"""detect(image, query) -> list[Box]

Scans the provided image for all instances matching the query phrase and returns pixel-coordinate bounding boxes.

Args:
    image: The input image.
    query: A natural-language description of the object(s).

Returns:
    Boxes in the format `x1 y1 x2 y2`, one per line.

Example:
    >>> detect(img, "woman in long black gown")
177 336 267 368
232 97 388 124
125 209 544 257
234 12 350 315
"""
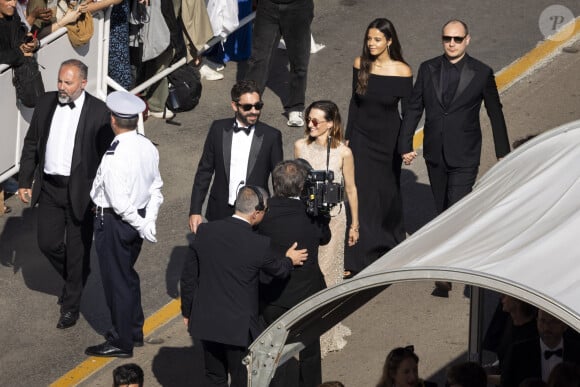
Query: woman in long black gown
344 18 413 276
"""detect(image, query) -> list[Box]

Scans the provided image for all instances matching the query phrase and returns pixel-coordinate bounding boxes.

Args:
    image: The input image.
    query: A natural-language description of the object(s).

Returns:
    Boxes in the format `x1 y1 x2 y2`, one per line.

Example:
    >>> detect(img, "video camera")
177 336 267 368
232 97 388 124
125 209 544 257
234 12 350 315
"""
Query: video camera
301 168 344 217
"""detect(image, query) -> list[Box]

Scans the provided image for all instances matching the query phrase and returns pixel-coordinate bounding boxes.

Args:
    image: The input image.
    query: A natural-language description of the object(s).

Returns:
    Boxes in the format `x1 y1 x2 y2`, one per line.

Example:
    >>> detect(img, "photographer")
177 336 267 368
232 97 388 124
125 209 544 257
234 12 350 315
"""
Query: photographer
258 159 331 387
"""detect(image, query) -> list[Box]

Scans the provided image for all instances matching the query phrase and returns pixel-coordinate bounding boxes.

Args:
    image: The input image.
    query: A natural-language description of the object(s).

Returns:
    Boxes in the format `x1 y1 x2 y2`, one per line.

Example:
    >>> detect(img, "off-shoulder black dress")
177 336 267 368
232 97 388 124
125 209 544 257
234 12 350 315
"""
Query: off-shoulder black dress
345 68 413 274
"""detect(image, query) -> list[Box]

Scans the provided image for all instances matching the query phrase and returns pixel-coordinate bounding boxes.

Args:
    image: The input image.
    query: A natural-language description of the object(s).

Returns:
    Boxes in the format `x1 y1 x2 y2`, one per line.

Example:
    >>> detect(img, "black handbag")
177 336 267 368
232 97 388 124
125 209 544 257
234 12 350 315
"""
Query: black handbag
166 62 202 113
12 56 45 108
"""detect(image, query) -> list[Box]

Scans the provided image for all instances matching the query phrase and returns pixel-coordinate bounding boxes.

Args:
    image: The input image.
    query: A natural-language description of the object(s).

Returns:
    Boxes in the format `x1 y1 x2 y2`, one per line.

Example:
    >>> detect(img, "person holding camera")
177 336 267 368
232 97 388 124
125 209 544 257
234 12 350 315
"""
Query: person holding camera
181 185 308 386
258 159 331 387
294 100 358 357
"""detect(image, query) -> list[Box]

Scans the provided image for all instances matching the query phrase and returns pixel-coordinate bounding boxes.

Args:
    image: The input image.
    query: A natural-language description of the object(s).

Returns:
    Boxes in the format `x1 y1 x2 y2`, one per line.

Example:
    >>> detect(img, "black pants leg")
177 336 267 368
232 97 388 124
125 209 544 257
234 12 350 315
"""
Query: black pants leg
426 158 478 213
278 0 313 113
262 304 321 387
245 0 282 93
94 213 144 351
37 179 92 314
201 340 247 387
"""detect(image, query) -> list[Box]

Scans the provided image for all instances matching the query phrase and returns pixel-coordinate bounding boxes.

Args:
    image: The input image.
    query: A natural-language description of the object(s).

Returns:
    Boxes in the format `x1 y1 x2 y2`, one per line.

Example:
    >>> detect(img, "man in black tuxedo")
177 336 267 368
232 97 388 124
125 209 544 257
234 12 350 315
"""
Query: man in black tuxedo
501 309 580 387
258 160 331 387
188 79 283 233
181 186 307 386
399 19 510 214
18 59 113 329
398 20 510 297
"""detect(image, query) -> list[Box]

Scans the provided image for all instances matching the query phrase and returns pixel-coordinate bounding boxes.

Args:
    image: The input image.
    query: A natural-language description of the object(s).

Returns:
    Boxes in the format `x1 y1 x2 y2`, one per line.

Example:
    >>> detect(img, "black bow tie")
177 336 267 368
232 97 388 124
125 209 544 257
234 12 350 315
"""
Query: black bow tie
58 101 76 109
233 125 252 135
544 348 563 359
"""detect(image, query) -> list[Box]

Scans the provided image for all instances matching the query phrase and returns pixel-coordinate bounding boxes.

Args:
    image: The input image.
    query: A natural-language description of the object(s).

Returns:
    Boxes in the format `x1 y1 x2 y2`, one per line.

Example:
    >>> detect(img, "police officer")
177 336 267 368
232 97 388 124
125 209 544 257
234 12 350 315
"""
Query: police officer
85 91 163 358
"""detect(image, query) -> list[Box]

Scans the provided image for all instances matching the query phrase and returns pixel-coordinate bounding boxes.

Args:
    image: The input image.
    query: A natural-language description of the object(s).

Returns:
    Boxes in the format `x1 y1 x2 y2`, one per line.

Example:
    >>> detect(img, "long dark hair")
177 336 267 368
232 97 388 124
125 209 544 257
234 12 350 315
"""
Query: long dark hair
376 346 419 387
357 18 406 95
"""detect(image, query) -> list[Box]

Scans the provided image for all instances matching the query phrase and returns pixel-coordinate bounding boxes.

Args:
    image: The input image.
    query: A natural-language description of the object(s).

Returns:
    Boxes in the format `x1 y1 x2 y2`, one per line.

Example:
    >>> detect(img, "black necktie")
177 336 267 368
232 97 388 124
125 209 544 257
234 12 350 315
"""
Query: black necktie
544 348 563 359
58 101 76 109
233 124 252 135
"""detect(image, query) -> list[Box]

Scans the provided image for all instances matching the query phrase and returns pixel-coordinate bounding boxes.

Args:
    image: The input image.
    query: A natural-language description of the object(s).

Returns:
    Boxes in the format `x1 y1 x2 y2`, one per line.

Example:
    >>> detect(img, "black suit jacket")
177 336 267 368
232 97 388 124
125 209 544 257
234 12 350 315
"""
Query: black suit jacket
180 216 293 347
501 337 580 387
18 91 113 221
189 118 283 221
399 54 510 168
257 197 330 309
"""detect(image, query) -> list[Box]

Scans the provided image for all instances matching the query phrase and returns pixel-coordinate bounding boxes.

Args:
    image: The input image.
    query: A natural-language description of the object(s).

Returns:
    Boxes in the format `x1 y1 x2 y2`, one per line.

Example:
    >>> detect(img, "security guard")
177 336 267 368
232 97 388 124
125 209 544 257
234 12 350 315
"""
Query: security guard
85 91 163 358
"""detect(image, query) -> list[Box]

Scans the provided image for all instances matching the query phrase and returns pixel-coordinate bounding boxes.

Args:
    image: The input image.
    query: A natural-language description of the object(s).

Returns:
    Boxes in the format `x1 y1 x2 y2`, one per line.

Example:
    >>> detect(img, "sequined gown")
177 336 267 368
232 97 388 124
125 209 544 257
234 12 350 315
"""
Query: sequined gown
295 140 352 357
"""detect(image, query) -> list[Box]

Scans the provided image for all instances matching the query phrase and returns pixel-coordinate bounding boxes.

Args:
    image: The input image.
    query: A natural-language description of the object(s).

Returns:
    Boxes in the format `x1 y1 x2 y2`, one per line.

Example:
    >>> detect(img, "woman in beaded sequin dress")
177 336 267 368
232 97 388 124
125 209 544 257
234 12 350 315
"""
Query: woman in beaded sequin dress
294 100 359 356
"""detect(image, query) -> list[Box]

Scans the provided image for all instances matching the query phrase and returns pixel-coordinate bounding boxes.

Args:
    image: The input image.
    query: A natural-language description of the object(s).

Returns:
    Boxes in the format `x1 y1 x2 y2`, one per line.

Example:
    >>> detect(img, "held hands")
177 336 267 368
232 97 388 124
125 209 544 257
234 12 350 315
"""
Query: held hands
402 151 417 166
18 188 32 204
140 220 157 243
189 214 203 233
286 242 308 266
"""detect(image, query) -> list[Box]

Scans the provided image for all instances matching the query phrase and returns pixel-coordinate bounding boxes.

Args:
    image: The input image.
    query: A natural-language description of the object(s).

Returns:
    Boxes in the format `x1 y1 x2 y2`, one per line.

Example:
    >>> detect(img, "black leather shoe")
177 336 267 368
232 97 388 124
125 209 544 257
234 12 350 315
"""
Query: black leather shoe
85 342 132 358
134 340 144 348
56 311 79 329
431 281 452 298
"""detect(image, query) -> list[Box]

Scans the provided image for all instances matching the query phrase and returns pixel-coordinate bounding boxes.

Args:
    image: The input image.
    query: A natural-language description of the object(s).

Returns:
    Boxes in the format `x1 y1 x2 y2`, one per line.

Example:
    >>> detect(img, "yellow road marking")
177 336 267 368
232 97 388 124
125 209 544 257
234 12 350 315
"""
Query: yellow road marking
51 17 580 387
50 299 181 386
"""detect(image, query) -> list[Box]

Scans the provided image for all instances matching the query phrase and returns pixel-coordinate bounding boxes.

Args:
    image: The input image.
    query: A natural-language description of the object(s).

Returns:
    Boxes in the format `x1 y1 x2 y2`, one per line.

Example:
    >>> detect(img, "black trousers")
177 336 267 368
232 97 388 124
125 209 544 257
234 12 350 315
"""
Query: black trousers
37 176 92 314
426 155 479 214
262 304 321 387
201 340 247 387
94 211 144 351
245 0 313 112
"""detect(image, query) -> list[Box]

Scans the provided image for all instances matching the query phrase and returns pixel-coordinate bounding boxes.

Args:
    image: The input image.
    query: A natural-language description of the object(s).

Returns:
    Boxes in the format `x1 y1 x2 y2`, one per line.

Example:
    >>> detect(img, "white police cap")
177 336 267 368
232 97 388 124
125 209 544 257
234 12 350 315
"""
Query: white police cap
106 91 145 118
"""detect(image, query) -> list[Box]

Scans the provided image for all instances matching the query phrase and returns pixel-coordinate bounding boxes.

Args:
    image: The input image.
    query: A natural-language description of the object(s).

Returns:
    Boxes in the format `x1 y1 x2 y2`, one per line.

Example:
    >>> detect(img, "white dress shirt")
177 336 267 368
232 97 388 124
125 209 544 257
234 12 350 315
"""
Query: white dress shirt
540 338 564 381
91 131 163 232
228 121 254 205
44 92 86 176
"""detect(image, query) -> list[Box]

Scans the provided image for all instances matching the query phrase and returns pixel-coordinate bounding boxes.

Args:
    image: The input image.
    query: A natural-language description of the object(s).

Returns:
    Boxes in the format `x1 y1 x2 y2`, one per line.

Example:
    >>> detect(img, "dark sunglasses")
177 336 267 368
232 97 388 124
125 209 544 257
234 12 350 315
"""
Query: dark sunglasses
442 35 466 44
306 117 328 127
236 101 264 111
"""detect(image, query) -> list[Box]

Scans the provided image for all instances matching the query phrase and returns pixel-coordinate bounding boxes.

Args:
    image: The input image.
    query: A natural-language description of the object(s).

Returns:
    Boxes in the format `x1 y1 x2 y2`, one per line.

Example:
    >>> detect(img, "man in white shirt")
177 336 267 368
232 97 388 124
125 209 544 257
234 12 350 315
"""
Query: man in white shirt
18 59 113 329
188 79 283 233
85 91 163 358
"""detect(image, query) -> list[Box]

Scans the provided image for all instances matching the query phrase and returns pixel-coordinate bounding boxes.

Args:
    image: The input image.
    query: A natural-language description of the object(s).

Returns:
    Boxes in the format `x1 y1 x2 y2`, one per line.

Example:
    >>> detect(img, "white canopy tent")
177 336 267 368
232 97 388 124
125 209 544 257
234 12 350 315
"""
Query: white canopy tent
246 119 580 386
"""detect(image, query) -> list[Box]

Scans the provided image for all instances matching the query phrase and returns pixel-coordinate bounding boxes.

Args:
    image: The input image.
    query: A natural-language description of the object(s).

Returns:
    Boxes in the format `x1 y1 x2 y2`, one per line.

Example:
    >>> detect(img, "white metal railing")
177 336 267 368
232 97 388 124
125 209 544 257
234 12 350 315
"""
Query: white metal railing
0 9 256 184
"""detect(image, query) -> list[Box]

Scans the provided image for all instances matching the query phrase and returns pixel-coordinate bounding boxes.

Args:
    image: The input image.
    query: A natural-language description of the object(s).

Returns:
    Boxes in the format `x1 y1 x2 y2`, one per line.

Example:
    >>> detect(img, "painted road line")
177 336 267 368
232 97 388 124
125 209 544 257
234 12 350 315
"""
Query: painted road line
51 17 580 387
412 17 580 151
50 299 181 387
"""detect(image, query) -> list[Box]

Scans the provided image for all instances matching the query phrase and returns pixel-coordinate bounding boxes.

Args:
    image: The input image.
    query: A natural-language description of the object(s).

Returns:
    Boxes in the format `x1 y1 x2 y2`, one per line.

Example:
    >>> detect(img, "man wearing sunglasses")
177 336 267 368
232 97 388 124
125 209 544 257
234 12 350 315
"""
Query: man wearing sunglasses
398 19 510 297
189 79 283 233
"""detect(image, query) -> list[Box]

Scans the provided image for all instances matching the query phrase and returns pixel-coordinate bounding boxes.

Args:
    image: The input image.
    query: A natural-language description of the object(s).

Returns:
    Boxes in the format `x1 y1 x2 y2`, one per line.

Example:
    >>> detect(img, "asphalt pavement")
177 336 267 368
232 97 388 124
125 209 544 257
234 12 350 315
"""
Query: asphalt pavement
1 1 579 385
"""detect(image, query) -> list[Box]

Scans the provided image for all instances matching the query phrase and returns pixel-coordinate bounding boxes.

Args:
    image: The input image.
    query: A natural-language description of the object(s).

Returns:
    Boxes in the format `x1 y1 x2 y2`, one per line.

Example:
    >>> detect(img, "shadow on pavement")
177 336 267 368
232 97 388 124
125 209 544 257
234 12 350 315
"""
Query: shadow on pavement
0 207 61 296
401 169 437 235
151 338 205 386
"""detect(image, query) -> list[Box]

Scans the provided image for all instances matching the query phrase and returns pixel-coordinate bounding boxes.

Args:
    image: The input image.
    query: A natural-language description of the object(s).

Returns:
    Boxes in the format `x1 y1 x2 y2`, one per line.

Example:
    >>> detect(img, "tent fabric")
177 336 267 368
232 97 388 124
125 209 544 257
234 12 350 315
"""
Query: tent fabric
361 119 580 326
247 120 580 386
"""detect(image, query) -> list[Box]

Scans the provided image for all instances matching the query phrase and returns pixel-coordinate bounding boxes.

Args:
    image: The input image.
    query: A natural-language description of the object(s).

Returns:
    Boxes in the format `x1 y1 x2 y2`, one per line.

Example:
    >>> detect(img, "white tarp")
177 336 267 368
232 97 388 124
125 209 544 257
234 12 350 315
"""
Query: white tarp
247 119 580 386
362 118 580 327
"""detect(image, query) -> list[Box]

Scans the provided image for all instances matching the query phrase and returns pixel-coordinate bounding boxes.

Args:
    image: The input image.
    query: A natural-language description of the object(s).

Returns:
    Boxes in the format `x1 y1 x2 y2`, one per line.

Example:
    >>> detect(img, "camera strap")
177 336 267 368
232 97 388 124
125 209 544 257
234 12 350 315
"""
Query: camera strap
326 136 331 182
